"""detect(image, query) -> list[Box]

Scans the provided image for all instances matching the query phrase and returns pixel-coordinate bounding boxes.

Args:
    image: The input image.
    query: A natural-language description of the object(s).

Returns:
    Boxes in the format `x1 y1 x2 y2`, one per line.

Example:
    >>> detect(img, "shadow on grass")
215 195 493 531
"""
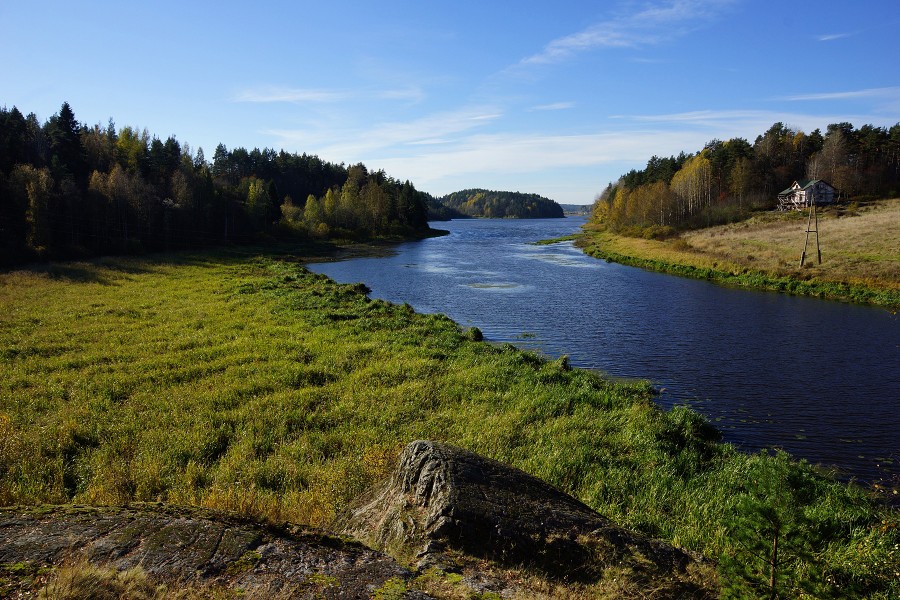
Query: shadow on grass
0 227 451 281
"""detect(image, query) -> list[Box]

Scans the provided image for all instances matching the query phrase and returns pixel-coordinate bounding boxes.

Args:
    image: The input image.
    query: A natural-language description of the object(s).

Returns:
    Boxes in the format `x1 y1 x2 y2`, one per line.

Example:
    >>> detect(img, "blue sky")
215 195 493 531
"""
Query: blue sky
2 1 898 204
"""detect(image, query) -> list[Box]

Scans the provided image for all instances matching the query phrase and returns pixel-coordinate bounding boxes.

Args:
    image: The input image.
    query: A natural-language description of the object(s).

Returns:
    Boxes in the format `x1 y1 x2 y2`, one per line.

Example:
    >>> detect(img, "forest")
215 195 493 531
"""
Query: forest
439 188 564 218
591 121 900 237
0 102 433 266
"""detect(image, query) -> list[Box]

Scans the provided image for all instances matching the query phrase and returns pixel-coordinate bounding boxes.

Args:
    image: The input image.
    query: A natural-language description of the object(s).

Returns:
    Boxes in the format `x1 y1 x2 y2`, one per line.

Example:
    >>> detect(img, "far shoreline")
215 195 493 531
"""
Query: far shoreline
572 199 900 311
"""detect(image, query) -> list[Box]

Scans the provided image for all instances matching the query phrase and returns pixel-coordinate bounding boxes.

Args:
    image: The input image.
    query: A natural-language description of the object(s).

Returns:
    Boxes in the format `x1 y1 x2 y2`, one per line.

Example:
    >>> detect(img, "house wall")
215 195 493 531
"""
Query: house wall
777 182 836 210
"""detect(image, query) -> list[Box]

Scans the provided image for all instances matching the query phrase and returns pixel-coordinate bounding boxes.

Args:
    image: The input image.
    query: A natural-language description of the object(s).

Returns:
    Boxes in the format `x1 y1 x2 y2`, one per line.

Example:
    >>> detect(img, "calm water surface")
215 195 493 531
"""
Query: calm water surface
309 217 900 488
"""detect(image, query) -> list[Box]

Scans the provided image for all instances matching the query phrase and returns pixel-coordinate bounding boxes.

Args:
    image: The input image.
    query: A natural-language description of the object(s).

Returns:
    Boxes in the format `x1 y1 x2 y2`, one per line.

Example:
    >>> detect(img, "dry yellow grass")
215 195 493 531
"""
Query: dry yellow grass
683 199 900 289
582 199 899 297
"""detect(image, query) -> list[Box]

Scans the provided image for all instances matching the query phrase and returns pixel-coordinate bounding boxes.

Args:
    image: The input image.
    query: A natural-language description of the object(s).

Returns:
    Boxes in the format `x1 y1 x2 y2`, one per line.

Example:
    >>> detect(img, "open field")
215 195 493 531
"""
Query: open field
684 200 900 285
578 199 900 309
1 249 897 597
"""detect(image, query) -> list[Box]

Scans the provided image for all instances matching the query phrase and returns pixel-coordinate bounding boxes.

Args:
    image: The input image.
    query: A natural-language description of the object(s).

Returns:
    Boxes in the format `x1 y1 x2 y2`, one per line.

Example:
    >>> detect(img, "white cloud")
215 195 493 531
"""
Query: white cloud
629 57 670 64
369 130 705 188
264 106 504 158
376 85 426 103
260 98 898 204
361 128 720 203
233 84 426 105
250 72 900 204
407 138 452 146
782 87 900 102
530 102 576 111
817 32 854 42
232 86 349 103
380 105 891 186
622 109 773 124
615 108 896 138
520 0 736 66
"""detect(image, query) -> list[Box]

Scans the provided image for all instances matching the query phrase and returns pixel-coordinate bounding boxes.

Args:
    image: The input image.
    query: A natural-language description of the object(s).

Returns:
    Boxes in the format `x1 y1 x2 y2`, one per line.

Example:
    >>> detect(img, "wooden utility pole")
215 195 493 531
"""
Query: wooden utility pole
799 199 821 267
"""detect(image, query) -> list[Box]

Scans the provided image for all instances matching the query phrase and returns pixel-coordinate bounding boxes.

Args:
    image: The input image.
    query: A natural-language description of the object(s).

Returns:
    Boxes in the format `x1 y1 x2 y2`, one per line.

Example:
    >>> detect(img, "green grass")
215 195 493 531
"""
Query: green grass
1 250 897 598
533 233 579 245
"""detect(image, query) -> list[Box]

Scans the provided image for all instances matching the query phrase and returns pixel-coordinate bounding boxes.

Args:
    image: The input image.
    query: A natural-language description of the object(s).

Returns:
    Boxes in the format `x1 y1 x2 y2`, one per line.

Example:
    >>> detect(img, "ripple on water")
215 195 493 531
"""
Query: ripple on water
517 252 598 268
405 263 459 275
465 282 527 291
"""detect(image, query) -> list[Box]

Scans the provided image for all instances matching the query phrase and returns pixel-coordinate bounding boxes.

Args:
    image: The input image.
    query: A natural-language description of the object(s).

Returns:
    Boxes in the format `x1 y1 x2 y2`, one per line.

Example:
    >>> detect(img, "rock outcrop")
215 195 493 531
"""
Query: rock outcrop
338 440 715 594
0 442 716 598
0 504 421 599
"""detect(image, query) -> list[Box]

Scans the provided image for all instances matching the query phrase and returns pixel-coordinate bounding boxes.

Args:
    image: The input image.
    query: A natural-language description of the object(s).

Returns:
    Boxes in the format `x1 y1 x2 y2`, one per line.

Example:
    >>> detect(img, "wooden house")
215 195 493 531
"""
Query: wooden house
777 179 837 210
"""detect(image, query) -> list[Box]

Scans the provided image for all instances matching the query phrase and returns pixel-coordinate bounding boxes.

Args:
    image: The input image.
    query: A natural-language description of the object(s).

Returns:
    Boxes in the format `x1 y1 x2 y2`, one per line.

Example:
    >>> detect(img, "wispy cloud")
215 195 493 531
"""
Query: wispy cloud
781 87 900 102
520 0 736 66
375 85 426 103
264 99 897 204
265 106 503 158
232 86 349 104
233 84 426 105
622 109 785 125
368 129 712 199
530 102 576 111
629 57 670 64
817 32 854 42
611 107 897 141
406 138 452 146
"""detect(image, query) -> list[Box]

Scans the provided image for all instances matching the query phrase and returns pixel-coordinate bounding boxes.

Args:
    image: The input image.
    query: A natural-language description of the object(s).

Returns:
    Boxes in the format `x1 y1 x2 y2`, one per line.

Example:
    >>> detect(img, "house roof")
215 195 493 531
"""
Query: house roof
777 179 832 196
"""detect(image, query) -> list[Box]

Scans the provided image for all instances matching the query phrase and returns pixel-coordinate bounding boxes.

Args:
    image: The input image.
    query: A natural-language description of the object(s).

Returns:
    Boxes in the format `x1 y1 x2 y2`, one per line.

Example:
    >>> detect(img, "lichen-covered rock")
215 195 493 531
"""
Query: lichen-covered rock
338 440 715 595
0 504 424 599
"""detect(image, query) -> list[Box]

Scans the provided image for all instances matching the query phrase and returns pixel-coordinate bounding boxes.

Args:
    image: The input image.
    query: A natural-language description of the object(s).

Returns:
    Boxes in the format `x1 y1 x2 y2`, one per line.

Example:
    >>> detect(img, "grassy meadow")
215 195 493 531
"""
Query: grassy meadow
1 249 898 597
578 199 900 309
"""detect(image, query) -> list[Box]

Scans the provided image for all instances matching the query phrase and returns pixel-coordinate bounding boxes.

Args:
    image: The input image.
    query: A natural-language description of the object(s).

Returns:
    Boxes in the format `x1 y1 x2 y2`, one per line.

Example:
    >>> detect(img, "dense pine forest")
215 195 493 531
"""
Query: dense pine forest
0 102 433 266
592 121 900 237
440 188 564 218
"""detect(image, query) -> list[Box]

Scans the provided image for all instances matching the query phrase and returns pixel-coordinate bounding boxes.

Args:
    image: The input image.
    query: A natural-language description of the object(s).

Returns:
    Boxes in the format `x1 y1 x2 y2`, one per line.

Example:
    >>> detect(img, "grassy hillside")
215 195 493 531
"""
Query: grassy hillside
1 249 897 597
579 199 900 309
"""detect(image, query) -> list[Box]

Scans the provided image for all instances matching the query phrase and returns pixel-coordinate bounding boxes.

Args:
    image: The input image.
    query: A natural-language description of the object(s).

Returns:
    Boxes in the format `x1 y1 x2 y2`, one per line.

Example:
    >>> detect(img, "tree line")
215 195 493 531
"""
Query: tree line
440 188 564 219
591 121 900 236
0 102 433 266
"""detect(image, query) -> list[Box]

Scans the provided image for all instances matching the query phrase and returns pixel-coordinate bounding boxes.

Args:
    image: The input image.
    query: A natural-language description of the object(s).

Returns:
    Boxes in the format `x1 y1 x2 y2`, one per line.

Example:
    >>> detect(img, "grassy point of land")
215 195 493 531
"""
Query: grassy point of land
533 233 580 245
1 248 897 597
577 199 900 310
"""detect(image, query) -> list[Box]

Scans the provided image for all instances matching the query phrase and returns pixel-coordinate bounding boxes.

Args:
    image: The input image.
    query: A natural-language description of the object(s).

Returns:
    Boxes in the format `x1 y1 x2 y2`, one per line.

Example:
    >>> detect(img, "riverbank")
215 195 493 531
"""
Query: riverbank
1 248 897 597
576 199 900 310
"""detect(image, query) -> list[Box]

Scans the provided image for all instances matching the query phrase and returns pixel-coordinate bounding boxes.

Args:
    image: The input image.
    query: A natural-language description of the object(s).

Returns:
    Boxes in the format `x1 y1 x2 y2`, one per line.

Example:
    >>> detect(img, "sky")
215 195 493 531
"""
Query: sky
2 1 899 205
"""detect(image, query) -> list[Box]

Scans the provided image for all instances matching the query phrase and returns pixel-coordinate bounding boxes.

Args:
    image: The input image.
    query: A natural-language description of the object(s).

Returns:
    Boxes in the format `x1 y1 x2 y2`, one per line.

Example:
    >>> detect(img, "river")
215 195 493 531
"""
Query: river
308 216 900 490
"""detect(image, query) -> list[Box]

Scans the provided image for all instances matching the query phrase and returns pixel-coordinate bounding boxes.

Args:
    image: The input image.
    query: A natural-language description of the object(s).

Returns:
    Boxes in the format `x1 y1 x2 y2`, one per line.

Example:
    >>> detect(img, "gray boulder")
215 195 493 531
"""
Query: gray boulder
338 440 715 594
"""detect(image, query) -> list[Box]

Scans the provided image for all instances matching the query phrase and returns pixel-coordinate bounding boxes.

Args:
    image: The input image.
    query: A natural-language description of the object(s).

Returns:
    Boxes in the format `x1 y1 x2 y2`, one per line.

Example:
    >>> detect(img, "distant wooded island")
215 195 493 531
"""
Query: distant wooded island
430 188 563 219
